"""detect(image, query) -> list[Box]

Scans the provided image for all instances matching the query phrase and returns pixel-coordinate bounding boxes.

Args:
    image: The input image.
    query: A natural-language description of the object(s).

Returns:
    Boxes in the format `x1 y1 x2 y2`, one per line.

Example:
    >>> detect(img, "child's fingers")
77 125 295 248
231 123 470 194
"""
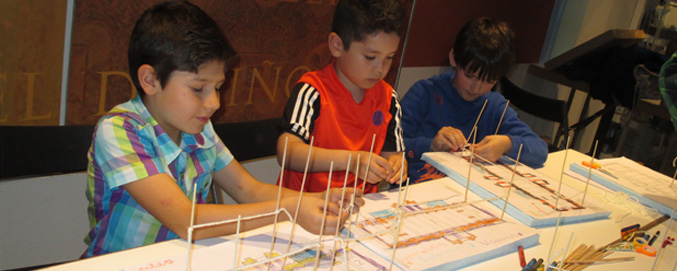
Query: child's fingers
352 195 365 208
346 188 365 207
323 199 341 216
364 158 390 184
451 132 468 150
388 167 408 184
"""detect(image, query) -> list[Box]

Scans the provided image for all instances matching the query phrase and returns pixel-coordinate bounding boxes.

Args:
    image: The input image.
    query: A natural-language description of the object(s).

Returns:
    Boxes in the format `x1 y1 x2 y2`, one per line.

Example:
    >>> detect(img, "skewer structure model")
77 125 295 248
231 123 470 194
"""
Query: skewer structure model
182 135 386 271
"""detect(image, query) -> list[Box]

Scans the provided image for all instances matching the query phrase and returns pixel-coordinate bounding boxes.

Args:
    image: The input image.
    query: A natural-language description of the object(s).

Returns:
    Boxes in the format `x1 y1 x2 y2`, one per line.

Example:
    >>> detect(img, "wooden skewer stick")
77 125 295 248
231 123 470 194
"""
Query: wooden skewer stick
546 211 564 264
346 154 360 245
562 256 634 264
570 250 611 271
185 182 198 271
354 135 377 234
564 245 596 271
314 162 334 270
553 136 572 211
557 232 575 271
547 137 572 266
361 134 377 192
330 155 351 271
560 244 587 270
495 100 510 135
284 136 314 264
389 175 406 271
403 177 411 206
559 244 589 270
396 151 406 188
462 127 476 151
469 99 489 141
267 137 288 271
581 140 598 205
233 215 242 270
501 144 523 220
464 128 479 203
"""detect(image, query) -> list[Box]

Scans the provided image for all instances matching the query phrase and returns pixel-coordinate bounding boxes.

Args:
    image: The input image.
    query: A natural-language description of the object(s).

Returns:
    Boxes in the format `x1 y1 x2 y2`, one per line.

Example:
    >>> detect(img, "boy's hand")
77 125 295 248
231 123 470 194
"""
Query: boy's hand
385 153 407 184
294 188 364 235
329 187 365 212
432 126 467 152
470 135 512 162
354 151 393 184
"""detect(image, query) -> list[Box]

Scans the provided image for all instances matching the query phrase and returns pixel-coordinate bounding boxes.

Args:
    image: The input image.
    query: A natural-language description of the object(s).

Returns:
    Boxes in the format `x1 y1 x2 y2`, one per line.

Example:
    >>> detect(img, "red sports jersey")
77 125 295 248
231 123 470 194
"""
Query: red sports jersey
279 62 403 193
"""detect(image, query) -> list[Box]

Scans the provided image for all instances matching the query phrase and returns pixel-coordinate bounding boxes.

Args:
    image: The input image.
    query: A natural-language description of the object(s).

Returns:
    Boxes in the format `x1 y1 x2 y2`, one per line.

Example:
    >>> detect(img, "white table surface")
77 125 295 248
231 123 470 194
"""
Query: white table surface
41 150 677 271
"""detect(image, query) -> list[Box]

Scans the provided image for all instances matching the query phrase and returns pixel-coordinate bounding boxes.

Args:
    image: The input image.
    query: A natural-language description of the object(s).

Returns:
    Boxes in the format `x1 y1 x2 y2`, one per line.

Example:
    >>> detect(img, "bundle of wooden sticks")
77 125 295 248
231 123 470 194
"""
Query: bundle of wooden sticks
549 244 634 271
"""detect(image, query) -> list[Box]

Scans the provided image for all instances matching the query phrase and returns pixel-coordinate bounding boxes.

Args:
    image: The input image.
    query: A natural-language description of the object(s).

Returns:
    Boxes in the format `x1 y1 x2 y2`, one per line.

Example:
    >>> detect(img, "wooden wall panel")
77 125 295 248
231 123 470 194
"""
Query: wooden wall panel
65 0 412 125
0 0 67 125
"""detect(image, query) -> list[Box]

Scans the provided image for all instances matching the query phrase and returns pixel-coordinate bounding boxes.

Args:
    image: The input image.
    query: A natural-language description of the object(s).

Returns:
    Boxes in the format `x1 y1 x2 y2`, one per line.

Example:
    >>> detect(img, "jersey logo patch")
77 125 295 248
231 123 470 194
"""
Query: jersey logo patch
372 110 384 126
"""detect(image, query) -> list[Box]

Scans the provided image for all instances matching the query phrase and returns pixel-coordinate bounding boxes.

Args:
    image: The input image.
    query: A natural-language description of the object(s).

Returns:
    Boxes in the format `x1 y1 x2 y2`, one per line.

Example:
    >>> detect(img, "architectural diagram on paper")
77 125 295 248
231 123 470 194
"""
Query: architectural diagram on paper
422 151 610 227
355 199 497 248
569 156 677 217
350 180 539 270
123 223 397 271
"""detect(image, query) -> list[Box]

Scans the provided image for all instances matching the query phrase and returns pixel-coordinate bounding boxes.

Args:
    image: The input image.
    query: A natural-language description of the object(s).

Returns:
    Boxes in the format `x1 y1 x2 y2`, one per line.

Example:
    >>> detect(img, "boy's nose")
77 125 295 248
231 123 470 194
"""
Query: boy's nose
205 91 221 111
470 80 481 93
375 60 388 75
471 79 489 94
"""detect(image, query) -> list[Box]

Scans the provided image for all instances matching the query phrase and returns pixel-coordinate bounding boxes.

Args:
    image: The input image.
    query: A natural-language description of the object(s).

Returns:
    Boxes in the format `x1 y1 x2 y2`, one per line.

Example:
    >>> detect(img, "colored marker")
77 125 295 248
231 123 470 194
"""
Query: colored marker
530 258 543 271
621 223 640 240
648 231 660 246
518 245 526 267
522 258 536 271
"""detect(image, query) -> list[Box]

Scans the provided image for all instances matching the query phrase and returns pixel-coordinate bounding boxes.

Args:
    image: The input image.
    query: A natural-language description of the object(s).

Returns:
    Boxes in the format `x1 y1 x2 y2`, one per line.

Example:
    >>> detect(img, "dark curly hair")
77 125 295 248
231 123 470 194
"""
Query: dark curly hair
331 0 406 51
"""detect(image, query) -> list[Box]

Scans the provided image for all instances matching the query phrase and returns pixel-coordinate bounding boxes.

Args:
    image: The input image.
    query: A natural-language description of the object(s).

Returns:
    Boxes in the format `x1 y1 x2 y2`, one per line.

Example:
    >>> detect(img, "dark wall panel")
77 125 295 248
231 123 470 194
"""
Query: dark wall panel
403 0 555 67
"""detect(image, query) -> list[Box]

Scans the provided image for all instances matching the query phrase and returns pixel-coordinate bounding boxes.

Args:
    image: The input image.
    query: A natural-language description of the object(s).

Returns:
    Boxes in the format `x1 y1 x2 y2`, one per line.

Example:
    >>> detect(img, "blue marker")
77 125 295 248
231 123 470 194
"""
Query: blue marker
522 258 537 271
529 258 543 271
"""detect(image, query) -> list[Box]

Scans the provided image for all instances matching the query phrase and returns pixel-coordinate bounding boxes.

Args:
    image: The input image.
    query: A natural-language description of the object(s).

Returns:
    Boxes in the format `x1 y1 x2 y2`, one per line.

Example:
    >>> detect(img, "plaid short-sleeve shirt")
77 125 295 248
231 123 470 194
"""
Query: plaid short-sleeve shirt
82 96 233 258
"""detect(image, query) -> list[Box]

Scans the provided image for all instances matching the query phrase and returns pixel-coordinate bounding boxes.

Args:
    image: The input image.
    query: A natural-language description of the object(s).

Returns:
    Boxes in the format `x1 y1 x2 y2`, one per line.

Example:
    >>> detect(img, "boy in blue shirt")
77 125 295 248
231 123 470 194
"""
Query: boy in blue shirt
401 17 548 183
83 0 363 257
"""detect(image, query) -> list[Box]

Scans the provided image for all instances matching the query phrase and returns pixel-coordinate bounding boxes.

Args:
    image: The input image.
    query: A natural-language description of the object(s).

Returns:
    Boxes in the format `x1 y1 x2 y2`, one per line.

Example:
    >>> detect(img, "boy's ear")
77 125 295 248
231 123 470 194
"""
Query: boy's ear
328 32 344 58
448 49 457 68
137 64 161 95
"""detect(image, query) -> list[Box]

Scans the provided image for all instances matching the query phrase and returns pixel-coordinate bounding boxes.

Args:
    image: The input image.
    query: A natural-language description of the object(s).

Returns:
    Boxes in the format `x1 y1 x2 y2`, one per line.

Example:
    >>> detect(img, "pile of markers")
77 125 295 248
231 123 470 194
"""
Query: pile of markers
610 223 670 257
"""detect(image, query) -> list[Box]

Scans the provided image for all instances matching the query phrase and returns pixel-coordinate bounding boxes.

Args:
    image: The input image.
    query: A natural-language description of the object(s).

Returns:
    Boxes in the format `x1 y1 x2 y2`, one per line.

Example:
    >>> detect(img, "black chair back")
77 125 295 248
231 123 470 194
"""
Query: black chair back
500 77 569 151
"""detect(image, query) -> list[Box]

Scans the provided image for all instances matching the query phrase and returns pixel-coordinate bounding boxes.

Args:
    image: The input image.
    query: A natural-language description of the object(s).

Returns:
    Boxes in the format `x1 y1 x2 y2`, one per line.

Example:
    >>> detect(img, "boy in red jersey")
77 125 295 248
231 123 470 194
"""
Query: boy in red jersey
277 0 407 194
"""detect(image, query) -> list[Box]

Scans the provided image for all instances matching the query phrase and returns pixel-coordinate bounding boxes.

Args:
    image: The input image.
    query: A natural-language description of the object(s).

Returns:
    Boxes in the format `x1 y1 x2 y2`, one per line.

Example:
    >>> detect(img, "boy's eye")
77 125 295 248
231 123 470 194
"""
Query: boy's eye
365 55 376 60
